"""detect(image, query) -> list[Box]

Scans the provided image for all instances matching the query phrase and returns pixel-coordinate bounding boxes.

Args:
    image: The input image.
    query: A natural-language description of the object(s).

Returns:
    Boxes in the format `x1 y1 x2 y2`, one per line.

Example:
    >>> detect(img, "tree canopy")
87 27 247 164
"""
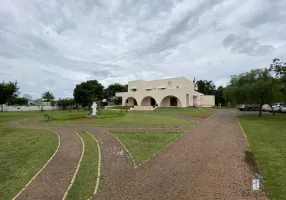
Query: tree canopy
224 68 284 116
57 98 74 110
0 81 19 111
104 83 127 101
73 80 104 108
196 80 216 95
42 91 55 102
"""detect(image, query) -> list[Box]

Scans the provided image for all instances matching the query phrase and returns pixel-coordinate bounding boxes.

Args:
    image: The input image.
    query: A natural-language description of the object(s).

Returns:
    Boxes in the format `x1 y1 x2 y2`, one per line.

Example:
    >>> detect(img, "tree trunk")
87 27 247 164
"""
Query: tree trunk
259 103 262 117
259 95 263 117
1 104 3 112
269 105 275 115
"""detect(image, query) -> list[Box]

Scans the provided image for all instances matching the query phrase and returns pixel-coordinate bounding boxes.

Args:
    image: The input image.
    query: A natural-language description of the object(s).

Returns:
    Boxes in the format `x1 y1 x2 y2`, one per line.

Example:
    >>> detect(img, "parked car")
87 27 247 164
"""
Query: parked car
261 104 271 112
271 102 285 113
236 104 260 111
281 104 286 113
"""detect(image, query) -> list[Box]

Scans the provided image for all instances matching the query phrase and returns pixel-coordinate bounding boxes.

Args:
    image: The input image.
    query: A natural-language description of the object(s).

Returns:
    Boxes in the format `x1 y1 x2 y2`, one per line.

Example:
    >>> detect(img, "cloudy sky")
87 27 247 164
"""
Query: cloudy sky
0 0 286 99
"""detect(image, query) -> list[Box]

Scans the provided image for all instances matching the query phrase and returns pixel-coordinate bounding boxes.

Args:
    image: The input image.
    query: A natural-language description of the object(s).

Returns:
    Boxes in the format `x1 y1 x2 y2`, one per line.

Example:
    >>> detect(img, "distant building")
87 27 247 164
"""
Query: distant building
116 77 215 108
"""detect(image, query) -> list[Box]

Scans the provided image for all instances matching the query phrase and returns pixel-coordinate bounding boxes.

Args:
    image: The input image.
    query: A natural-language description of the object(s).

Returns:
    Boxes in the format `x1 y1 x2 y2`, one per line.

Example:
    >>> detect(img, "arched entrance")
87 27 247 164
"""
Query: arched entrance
140 96 157 107
125 97 138 106
160 96 182 107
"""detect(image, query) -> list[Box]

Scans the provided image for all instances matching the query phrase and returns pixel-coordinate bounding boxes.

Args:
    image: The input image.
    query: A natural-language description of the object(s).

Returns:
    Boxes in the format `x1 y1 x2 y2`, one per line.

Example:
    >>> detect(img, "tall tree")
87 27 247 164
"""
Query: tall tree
224 68 283 117
196 80 216 95
42 91 55 102
73 80 104 108
270 58 286 96
0 81 19 111
104 83 128 101
214 86 226 106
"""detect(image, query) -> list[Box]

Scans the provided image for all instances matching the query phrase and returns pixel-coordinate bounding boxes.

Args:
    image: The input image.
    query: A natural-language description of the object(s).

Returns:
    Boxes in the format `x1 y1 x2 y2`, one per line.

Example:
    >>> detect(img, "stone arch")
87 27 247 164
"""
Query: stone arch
140 96 157 107
160 95 182 107
125 97 138 106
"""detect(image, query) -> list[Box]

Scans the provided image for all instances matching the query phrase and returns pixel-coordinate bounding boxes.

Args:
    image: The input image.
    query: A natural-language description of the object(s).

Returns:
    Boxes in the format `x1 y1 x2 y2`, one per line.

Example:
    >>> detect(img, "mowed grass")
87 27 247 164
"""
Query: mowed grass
0 126 58 199
239 114 286 200
66 131 99 200
111 132 184 166
154 107 215 115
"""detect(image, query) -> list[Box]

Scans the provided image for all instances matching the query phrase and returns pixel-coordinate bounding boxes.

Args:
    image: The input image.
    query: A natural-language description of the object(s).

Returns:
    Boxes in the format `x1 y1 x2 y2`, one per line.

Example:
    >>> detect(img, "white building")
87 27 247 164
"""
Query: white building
116 77 215 109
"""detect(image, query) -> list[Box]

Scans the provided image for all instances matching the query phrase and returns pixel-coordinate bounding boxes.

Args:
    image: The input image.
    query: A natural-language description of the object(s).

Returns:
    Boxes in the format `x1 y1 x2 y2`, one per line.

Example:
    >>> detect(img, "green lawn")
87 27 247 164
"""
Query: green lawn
0 126 58 199
111 132 184 166
239 114 286 200
66 131 99 200
154 107 215 115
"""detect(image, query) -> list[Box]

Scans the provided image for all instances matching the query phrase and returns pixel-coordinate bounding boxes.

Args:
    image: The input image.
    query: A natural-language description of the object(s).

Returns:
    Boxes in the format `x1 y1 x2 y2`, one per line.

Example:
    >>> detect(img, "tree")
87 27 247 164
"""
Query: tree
104 83 127 105
214 86 226 106
224 68 283 117
50 100 56 110
57 98 74 110
7 97 28 106
0 81 19 111
73 80 104 108
270 58 286 96
196 80 216 95
42 91 55 102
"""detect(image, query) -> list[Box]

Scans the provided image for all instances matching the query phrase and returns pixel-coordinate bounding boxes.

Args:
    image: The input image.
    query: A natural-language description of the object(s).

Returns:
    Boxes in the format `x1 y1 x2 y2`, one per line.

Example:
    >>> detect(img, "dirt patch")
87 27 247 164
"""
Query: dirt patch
191 115 209 119
244 150 259 174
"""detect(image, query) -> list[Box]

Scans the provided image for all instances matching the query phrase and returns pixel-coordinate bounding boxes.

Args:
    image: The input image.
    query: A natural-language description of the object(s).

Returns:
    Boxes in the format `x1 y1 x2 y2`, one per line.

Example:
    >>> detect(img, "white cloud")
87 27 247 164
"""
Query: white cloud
0 0 286 99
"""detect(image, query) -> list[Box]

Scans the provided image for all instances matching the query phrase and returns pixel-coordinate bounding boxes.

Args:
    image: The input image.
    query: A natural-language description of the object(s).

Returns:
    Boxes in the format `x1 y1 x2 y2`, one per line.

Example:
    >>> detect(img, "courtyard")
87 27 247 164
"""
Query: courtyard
0 108 285 199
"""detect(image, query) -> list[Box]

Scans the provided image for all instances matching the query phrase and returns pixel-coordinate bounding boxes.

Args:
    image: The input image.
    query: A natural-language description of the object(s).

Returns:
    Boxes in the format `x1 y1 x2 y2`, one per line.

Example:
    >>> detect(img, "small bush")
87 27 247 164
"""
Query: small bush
110 106 132 109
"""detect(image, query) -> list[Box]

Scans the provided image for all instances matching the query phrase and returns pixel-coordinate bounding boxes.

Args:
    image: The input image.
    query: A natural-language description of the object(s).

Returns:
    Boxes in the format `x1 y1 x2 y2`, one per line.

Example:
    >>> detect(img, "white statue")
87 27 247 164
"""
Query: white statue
91 102 97 116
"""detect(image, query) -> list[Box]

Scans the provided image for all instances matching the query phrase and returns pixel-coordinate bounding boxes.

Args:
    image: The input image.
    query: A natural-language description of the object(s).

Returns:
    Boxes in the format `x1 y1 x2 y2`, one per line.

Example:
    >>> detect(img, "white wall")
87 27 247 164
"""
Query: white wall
200 95 215 107
1 105 62 112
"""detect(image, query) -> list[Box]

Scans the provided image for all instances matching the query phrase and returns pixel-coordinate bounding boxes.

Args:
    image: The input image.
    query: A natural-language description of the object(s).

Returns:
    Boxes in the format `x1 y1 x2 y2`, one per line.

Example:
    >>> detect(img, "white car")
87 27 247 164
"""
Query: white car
271 102 285 113
262 104 270 112
281 105 286 113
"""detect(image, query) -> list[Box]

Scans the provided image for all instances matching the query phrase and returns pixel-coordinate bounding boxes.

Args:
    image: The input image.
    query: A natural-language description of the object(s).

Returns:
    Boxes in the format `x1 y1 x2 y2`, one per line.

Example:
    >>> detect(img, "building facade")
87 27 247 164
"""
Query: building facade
116 77 215 108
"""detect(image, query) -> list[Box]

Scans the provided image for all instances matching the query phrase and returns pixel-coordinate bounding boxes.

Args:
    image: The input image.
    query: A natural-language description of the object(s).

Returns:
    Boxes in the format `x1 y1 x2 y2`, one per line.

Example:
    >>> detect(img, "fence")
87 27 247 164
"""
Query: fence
1 105 62 112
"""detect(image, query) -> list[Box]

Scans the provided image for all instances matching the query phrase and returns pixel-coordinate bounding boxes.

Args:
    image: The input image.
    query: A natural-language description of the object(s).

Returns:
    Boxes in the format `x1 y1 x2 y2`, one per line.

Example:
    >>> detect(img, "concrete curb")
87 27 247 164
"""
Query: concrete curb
85 131 102 198
12 131 61 200
62 131 85 200
105 131 136 168
237 119 252 151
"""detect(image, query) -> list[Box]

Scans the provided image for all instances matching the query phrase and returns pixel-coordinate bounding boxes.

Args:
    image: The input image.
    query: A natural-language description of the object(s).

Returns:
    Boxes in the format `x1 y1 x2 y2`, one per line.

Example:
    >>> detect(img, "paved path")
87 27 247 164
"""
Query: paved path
10 110 268 200
93 111 268 200
11 125 82 200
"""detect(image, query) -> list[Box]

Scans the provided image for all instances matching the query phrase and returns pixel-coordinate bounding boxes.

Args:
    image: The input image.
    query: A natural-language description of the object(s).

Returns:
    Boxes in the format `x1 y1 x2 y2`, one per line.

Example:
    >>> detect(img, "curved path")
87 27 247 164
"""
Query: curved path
10 110 268 200
92 111 268 200
10 124 82 200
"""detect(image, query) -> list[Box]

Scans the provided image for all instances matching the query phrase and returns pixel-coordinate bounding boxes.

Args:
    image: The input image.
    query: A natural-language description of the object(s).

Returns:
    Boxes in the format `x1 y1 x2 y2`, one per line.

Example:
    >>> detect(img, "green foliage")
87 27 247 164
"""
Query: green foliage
7 97 28 106
57 98 74 110
104 83 127 101
110 106 132 109
50 100 56 108
224 68 283 116
42 91 55 102
0 81 19 111
214 86 226 105
73 80 104 108
269 58 286 94
195 80 216 95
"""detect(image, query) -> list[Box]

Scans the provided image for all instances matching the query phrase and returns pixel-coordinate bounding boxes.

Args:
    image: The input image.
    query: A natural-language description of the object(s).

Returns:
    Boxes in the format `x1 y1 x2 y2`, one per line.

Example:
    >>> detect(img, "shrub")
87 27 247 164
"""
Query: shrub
110 106 132 109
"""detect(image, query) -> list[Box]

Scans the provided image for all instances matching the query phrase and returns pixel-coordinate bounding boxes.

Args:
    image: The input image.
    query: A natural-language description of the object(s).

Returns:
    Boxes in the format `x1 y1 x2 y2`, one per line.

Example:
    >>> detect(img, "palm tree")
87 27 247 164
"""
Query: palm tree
42 91 55 102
